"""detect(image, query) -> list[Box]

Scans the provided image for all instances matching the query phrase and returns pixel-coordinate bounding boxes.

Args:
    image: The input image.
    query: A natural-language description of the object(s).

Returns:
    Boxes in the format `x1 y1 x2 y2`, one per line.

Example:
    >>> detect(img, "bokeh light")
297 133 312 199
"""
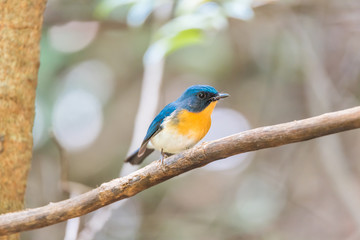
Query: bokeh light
48 21 99 53
52 90 103 152
223 0 254 20
63 59 115 105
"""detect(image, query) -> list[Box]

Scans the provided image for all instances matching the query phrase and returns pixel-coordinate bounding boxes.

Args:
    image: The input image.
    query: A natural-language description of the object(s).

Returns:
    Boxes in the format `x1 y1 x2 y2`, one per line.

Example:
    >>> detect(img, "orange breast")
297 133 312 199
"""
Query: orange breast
169 101 217 142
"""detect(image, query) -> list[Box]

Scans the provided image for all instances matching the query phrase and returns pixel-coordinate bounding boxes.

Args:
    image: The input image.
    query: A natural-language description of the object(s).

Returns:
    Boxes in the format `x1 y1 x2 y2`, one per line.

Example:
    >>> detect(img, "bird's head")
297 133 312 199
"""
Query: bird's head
176 85 229 113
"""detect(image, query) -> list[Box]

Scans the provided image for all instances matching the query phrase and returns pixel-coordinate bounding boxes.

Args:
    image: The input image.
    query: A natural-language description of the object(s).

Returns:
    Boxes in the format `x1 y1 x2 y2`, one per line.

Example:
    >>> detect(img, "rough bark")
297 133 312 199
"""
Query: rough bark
0 1 46 239
0 106 359 235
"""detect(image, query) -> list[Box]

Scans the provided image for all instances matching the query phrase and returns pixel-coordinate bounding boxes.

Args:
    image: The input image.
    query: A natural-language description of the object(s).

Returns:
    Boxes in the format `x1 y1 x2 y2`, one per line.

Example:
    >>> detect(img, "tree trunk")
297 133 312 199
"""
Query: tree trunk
0 1 46 239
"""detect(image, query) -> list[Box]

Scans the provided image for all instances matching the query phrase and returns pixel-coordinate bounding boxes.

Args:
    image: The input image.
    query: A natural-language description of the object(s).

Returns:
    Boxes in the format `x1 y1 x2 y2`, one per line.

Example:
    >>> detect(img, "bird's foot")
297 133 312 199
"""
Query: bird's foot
160 149 168 165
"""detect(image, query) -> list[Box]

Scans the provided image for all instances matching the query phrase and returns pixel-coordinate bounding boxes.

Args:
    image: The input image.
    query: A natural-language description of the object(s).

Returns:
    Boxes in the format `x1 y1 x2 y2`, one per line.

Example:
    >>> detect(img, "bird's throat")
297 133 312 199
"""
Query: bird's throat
174 101 217 141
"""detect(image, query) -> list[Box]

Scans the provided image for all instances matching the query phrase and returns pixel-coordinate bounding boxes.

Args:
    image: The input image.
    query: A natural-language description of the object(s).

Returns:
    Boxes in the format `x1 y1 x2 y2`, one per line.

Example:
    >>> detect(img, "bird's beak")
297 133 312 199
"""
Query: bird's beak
211 93 230 101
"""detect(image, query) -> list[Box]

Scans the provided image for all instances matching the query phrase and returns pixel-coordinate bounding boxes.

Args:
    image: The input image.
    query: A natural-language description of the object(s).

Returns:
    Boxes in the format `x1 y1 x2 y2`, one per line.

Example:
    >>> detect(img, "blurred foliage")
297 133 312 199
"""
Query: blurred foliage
24 0 360 239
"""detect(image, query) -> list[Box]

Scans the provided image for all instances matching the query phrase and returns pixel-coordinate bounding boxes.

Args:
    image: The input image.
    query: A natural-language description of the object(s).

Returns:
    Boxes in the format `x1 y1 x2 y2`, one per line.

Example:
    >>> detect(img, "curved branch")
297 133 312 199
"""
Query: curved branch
1 106 360 235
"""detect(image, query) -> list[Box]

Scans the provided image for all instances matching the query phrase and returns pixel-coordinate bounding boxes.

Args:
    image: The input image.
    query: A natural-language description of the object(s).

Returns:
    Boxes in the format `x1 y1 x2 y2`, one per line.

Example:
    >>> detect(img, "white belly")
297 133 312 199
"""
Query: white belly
149 127 197 154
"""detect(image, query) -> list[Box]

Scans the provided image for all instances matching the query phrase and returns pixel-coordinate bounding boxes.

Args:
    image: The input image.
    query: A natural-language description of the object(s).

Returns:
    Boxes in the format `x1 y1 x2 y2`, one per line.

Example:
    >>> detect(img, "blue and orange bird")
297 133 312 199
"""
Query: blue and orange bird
125 85 229 165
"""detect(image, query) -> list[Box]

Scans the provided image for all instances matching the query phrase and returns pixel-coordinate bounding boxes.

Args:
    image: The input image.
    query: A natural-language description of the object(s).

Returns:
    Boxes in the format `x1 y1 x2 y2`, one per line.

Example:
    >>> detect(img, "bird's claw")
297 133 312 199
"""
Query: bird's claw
160 148 169 165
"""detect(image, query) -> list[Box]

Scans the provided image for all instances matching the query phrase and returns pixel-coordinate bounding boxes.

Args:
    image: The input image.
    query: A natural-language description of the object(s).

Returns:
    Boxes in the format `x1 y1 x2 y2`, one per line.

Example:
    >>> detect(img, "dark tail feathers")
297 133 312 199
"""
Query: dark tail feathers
125 148 154 165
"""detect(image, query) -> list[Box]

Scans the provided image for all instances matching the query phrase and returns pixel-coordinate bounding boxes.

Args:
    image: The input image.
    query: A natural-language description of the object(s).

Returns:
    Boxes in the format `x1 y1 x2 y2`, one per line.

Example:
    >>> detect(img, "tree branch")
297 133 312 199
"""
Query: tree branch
1 106 360 235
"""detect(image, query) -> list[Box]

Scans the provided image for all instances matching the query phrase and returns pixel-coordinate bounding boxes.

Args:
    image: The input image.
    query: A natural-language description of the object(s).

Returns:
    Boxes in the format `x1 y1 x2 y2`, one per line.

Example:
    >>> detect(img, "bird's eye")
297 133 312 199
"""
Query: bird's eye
197 92 206 99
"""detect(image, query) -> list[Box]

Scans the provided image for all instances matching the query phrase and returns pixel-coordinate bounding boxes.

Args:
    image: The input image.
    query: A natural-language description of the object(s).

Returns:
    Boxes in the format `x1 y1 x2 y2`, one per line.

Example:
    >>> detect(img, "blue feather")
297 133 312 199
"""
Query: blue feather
138 102 177 155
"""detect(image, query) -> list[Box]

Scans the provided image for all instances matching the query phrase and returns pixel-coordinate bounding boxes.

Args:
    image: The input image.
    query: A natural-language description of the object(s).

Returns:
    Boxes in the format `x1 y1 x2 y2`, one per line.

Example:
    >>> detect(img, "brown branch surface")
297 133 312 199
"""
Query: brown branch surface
1 106 360 235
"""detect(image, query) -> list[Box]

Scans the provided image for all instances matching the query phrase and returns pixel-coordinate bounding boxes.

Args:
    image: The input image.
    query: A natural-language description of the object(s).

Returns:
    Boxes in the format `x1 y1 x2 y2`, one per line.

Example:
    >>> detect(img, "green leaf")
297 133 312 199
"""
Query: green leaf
94 0 136 19
166 28 204 55
143 28 204 64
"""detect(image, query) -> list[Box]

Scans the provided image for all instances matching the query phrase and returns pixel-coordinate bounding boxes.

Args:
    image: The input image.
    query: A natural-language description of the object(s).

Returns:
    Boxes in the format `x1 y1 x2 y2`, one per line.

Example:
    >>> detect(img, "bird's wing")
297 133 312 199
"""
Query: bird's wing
138 103 177 157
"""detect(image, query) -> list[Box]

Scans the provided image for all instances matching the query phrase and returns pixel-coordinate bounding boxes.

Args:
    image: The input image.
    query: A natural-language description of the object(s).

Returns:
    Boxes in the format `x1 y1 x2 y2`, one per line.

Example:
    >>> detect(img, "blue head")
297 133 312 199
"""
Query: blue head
175 85 229 112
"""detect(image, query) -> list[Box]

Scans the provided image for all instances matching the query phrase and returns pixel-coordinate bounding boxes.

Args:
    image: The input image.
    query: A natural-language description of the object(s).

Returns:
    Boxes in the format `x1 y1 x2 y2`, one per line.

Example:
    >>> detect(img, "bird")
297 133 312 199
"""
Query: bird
125 85 229 165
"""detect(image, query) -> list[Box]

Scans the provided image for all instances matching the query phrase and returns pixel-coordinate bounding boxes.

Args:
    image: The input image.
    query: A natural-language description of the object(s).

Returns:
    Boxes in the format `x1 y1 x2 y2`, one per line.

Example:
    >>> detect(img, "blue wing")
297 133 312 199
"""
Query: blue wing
138 102 177 156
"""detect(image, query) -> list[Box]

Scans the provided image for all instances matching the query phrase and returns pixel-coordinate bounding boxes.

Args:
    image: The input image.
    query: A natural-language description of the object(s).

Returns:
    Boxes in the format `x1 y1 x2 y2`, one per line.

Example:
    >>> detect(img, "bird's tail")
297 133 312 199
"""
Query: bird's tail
125 148 154 165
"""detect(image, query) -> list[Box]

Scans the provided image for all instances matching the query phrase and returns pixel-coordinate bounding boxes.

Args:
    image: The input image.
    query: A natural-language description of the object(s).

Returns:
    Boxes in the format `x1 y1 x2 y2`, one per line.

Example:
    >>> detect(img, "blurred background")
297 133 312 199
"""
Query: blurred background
25 0 360 239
